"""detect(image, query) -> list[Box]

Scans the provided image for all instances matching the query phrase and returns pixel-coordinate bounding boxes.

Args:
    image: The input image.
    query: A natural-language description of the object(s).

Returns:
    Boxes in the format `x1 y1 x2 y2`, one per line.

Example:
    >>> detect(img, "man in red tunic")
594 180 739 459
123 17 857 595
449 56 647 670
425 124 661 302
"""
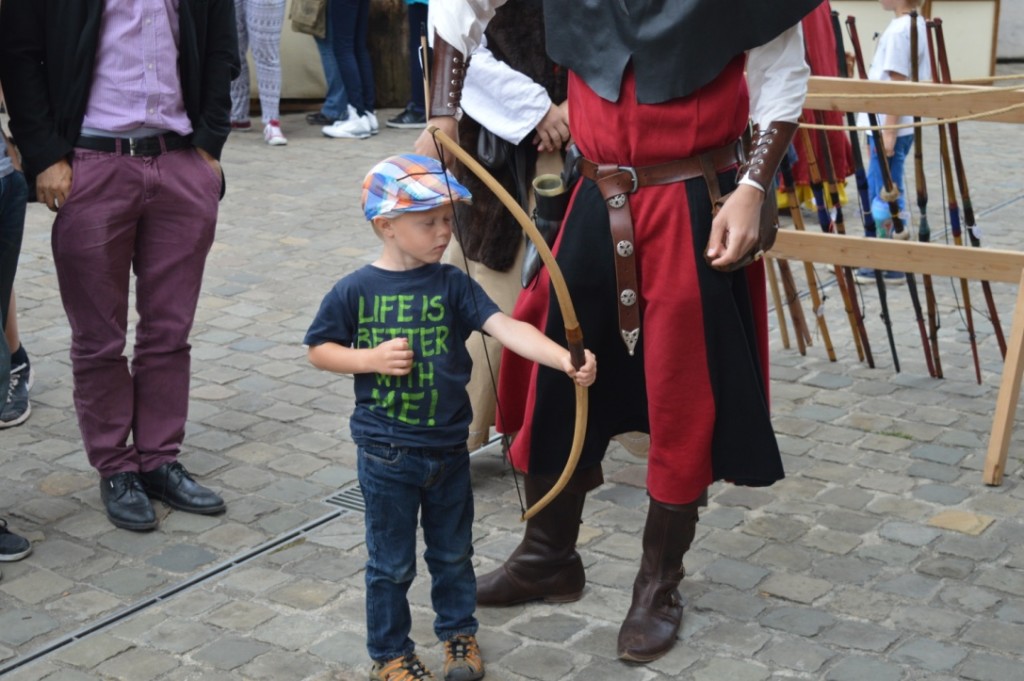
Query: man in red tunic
417 0 821 663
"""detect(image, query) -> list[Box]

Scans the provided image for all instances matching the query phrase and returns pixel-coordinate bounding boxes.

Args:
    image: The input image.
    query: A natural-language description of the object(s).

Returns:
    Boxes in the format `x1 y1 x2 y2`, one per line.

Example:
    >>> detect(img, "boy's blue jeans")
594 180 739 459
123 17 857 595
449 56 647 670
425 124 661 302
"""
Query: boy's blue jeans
866 134 914 237
358 442 478 662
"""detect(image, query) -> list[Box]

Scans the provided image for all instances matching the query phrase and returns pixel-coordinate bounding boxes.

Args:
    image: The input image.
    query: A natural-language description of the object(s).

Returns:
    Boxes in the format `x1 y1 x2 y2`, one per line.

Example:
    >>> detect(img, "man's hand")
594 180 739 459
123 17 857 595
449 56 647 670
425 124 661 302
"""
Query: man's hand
196 147 222 179
532 101 569 153
705 183 763 270
369 337 414 376
37 159 73 212
414 116 459 162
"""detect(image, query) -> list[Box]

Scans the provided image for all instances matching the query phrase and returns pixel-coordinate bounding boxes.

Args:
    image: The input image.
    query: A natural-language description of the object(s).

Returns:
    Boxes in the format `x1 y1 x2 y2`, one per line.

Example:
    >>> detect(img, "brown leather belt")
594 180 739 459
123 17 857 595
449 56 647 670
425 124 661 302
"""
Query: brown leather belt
578 140 742 355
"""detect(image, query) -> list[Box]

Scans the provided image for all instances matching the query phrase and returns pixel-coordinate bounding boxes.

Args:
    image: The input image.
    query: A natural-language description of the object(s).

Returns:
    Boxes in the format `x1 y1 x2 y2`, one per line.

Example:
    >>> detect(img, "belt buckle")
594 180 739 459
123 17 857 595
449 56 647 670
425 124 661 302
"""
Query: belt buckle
128 138 139 157
619 166 639 194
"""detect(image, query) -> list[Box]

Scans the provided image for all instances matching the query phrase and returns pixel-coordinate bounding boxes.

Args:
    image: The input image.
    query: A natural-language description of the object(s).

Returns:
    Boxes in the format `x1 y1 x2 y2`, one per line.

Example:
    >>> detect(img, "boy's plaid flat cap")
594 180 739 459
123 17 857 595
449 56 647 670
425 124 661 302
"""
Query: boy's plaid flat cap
362 153 472 221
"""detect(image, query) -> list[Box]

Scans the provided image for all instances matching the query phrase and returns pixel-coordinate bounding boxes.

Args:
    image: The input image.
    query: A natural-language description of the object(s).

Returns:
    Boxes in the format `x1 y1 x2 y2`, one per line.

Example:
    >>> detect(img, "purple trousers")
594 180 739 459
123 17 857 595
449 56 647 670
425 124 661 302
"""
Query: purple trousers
52 146 221 477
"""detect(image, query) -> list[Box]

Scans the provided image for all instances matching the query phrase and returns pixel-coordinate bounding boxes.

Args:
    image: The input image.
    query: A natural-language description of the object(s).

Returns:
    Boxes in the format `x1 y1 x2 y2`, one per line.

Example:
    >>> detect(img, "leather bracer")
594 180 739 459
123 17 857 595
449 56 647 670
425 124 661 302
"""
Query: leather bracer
429 34 469 120
738 121 799 191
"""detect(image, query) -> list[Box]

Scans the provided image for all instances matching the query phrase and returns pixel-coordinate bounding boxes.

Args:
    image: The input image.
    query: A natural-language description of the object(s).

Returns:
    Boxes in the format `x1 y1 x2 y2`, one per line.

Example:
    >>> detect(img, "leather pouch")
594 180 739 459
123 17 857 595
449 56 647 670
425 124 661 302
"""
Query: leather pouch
476 128 509 169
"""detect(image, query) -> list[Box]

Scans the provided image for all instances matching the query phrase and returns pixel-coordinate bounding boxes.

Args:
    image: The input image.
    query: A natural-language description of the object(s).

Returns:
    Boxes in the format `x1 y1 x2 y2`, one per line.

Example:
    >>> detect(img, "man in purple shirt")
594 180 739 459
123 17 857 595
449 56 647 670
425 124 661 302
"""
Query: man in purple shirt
0 1 240 531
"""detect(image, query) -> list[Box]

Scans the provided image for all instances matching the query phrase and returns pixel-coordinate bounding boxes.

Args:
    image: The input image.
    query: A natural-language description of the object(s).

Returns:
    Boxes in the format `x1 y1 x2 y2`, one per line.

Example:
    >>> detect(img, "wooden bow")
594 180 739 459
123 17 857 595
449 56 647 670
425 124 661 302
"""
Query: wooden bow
427 126 588 522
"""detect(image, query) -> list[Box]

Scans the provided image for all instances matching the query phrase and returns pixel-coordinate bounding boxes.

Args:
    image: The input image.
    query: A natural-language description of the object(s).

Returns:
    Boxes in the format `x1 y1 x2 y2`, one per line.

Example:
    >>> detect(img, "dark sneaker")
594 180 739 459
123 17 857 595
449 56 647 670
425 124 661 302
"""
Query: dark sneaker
305 111 337 126
854 267 877 285
139 462 226 515
230 119 252 132
0 363 32 428
386 106 427 129
100 472 158 531
370 653 436 681
443 635 484 681
0 519 32 562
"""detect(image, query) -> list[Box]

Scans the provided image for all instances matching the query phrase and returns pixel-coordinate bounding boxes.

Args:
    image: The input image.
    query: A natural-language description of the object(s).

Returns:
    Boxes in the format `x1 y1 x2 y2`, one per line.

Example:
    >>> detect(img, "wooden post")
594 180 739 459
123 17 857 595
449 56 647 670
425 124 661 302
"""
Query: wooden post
983 269 1024 485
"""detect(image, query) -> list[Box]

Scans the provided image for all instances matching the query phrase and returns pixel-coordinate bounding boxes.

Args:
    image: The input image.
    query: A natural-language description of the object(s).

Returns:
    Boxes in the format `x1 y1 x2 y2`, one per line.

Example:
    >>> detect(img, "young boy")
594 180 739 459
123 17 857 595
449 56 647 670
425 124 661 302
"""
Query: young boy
305 154 596 681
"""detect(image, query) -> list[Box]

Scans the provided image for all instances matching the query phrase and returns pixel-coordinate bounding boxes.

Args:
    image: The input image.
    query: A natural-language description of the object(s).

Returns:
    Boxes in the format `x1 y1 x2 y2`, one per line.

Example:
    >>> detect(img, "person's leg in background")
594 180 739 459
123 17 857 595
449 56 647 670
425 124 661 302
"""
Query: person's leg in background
0 165 30 429
247 0 288 145
229 0 254 131
321 0 375 139
387 0 429 129
0 142 34 564
309 0 349 125
2 290 32 428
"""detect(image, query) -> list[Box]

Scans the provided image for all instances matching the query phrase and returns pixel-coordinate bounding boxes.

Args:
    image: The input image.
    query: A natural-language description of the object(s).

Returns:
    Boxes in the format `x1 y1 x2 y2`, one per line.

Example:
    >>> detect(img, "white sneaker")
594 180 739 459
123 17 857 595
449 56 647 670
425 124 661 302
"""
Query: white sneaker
263 120 288 146
349 105 379 136
322 115 371 139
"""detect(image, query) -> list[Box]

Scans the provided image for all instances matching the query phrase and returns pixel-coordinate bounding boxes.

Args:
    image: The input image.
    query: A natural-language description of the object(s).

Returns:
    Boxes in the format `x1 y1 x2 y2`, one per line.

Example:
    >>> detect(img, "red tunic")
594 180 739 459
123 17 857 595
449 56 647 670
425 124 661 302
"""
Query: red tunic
498 61 783 505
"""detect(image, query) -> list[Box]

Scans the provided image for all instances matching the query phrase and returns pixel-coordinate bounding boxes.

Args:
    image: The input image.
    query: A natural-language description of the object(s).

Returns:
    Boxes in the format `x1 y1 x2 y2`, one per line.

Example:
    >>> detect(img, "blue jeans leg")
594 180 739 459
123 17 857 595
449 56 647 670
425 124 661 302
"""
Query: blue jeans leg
405 3 428 114
866 135 913 236
331 0 375 116
358 443 477 662
314 0 348 119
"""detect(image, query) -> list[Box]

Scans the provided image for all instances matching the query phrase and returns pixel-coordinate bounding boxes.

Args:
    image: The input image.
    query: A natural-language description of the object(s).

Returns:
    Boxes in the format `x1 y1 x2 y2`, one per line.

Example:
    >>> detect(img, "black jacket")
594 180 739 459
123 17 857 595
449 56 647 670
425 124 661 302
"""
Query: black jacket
0 0 240 191
545 0 822 104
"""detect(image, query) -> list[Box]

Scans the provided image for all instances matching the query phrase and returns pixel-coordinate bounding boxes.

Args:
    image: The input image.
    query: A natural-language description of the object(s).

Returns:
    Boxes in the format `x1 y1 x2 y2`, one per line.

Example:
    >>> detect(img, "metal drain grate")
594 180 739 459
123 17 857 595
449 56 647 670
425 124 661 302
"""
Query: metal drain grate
323 483 365 513
0 506 352 676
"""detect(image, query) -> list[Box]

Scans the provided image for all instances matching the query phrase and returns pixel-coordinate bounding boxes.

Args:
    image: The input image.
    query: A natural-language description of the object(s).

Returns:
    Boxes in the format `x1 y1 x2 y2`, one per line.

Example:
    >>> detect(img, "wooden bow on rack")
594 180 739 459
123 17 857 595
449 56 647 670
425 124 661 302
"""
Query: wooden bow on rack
426 126 589 522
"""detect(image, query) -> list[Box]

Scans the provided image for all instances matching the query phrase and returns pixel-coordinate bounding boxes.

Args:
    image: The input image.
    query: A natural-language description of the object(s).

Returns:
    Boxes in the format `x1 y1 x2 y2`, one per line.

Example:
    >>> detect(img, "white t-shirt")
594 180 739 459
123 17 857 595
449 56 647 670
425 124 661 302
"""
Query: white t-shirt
856 13 931 137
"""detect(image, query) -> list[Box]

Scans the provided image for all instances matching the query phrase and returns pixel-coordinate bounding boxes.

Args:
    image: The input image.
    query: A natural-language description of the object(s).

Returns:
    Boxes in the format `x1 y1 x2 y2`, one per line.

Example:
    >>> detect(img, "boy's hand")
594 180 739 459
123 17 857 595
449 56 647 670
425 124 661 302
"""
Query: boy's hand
563 349 597 387
372 338 414 375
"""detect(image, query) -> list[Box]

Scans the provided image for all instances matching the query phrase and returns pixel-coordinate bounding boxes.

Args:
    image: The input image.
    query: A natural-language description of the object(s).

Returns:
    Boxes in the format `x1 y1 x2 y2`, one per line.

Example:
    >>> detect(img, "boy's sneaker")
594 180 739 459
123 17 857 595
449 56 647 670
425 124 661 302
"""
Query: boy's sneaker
443 635 484 681
264 120 288 146
369 653 435 681
230 119 252 132
386 105 427 129
0 519 32 562
0 363 32 428
322 115 371 140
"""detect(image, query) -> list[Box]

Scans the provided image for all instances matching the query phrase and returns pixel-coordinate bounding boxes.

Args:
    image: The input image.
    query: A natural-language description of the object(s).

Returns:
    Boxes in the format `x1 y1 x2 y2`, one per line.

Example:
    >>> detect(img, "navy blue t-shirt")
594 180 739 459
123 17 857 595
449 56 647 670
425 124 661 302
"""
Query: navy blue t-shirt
305 263 501 448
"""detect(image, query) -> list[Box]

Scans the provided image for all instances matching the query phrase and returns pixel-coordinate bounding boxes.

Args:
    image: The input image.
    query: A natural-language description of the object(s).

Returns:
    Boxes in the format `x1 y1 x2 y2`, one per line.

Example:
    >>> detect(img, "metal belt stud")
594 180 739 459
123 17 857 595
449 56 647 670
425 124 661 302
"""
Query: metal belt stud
621 328 640 356
616 240 634 257
620 289 637 306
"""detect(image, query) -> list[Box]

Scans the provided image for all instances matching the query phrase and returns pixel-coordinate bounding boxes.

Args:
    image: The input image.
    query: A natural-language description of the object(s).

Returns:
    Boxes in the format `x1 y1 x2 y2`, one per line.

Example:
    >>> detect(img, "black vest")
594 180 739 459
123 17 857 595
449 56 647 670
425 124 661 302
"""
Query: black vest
544 0 823 103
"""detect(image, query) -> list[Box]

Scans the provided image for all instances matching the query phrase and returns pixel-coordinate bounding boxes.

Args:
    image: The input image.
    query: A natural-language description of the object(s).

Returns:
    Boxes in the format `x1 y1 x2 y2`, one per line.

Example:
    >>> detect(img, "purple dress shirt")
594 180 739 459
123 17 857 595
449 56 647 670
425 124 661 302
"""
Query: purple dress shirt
82 0 191 136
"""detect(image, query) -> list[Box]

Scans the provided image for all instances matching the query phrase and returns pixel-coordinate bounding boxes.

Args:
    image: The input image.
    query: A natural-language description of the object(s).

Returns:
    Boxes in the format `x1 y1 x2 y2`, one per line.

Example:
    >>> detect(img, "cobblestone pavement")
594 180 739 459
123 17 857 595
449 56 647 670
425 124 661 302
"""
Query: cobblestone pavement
3 64 1024 680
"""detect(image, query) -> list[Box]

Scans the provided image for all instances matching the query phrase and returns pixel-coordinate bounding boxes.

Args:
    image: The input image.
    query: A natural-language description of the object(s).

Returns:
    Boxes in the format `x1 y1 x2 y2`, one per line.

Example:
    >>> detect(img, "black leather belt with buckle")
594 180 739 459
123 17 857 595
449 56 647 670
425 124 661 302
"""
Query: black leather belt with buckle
75 132 192 157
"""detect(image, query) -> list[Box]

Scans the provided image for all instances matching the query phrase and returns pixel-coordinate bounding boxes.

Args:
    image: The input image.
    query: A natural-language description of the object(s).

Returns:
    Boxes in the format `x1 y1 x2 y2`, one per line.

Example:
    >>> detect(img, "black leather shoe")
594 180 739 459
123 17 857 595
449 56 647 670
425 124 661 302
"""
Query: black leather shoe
100 473 158 531
305 111 336 125
139 462 226 515
386 106 426 129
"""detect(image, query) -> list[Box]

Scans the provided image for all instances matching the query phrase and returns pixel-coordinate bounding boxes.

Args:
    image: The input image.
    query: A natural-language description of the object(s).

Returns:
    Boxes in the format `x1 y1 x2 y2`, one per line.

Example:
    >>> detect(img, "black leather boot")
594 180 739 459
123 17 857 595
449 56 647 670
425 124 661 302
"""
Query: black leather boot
476 466 602 606
617 494 702 662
